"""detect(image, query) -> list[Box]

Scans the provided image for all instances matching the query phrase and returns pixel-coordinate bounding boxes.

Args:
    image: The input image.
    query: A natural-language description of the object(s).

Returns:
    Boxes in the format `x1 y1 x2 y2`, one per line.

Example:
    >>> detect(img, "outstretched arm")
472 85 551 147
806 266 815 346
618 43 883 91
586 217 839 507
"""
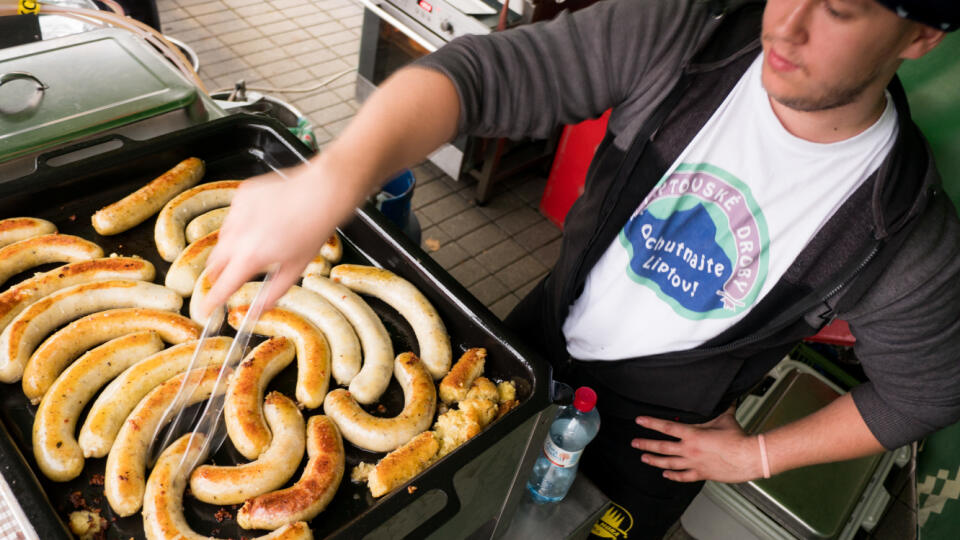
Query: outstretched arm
200 66 460 316
200 0 711 315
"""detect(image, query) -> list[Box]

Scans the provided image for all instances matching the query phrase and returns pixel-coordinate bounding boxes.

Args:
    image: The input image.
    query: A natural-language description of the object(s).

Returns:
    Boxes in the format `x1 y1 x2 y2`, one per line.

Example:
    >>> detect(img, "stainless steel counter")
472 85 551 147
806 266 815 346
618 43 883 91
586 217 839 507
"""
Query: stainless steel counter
500 473 610 540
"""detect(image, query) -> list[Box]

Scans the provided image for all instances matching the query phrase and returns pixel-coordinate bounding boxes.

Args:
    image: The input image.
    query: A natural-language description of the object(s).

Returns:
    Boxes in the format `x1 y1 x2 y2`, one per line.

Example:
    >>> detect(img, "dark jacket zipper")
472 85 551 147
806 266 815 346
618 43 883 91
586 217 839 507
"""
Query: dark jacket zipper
560 76 693 312
590 241 884 364
697 242 882 354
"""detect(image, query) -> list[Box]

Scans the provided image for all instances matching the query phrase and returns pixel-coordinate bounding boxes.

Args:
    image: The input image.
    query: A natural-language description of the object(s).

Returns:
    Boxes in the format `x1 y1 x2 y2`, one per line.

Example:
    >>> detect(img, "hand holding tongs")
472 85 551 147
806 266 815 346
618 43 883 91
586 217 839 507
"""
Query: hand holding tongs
146 267 278 471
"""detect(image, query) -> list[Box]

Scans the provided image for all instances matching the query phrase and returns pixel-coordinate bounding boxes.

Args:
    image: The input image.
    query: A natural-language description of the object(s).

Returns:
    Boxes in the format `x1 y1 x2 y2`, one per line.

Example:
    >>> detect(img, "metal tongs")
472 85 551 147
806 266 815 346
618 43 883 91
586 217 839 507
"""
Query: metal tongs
146 268 278 471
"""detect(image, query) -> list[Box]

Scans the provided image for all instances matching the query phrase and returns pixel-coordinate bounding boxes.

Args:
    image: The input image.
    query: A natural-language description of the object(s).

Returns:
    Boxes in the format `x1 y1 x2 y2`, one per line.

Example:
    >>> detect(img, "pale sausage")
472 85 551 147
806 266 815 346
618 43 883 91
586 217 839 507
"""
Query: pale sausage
228 306 330 409
0 234 103 287
185 207 228 243
92 157 205 236
224 337 296 460
301 274 393 404
142 433 314 540
155 180 239 261
78 337 232 458
302 255 331 278
0 217 56 248
191 392 305 505
323 352 436 453
165 230 218 296
0 280 181 384
105 364 230 517
22 308 200 404
228 282 360 386
320 233 342 264
330 264 451 379
32 332 165 482
237 415 343 531
0 256 155 336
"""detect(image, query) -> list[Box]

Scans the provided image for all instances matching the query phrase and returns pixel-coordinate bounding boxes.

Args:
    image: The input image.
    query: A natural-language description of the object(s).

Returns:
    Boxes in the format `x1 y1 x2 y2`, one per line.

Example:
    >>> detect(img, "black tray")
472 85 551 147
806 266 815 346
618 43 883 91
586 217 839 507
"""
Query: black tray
0 115 550 539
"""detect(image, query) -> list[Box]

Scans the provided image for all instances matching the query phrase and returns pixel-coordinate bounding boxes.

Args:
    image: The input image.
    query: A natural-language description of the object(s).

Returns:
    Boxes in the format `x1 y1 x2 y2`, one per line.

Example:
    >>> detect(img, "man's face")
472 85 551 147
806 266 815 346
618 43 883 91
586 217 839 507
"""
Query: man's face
761 0 916 112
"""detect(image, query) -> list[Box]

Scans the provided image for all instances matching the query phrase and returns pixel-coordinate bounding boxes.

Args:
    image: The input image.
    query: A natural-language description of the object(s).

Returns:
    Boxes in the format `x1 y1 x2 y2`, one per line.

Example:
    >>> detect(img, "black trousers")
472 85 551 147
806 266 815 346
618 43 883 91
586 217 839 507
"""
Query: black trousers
579 409 705 540
505 284 710 540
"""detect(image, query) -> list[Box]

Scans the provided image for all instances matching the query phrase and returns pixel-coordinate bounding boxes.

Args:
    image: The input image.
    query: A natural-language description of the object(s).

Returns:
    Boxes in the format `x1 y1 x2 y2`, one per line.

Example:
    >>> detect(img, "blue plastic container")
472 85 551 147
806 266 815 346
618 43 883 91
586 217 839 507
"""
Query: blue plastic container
376 169 420 243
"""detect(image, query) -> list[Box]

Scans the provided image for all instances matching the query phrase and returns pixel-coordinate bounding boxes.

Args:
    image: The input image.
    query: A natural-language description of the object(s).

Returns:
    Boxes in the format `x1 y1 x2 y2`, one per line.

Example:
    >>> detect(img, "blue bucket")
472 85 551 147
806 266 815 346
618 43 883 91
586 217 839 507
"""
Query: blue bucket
375 169 420 243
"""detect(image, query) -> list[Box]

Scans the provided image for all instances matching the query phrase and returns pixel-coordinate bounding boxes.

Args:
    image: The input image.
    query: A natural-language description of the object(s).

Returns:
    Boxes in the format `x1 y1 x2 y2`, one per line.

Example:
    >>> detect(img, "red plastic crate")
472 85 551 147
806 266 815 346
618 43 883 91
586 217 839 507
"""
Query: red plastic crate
805 319 856 347
540 110 611 228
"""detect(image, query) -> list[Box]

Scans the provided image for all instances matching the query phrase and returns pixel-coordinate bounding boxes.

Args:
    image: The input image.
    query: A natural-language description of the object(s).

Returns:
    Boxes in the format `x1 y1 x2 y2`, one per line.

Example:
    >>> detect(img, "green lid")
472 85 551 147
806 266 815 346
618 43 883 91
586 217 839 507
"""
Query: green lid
737 371 882 539
0 28 197 163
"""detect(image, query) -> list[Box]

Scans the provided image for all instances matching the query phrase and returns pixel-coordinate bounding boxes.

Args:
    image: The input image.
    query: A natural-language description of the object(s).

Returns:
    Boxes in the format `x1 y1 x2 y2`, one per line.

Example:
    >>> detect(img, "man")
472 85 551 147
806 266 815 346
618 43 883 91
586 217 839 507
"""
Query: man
202 0 960 537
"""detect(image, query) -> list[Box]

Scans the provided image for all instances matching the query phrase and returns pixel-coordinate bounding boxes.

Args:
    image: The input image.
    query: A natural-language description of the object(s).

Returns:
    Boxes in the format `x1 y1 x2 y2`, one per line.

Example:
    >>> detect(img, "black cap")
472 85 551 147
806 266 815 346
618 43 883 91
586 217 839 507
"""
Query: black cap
874 0 959 31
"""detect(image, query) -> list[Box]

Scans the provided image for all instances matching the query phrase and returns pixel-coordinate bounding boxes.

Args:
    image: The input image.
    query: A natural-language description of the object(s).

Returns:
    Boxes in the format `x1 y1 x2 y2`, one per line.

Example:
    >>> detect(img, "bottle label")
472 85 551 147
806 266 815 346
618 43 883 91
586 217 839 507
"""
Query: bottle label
543 436 582 468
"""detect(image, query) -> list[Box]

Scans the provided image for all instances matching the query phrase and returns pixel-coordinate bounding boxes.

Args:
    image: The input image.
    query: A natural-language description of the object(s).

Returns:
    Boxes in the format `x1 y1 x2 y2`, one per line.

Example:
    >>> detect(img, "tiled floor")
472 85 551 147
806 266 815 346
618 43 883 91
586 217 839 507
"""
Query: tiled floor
157 0 561 320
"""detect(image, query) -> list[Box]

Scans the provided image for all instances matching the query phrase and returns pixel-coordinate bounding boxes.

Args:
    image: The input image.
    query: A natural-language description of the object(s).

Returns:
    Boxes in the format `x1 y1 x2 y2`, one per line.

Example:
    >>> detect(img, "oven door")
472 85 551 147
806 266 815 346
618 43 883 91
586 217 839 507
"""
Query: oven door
356 3 469 180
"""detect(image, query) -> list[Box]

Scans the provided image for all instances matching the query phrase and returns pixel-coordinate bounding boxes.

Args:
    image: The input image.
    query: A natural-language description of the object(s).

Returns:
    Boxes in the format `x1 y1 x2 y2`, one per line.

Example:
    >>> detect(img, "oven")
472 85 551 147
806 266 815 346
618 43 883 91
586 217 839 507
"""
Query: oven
355 0 523 182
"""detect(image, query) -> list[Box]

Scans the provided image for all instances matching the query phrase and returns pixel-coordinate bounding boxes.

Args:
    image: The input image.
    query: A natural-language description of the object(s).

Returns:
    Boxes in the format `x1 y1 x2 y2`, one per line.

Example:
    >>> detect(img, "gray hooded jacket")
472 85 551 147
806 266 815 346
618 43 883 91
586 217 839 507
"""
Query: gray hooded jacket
416 0 960 449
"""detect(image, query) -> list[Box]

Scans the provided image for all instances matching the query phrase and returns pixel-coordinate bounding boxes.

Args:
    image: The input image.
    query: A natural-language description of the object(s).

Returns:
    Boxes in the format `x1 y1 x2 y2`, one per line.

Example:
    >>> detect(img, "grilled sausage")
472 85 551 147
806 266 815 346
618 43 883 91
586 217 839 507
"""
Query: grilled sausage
0 256 155 336
229 282 361 386
237 415 343 531
0 217 56 248
224 337 296 460
155 180 240 262
78 337 232 458
438 348 487 405
185 206 228 243
330 265 451 380
22 308 200 404
191 392 305 505
143 433 314 540
301 275 393 404
0 280 181 384
32 332 165 482
0 234 103 287
92 157 205 236
188 268 216 323
320 233 342 264
105 364 230 517
366 431 440 497
323 352 436 453
302 255 331 278
165 230 218 296
228 306 330 409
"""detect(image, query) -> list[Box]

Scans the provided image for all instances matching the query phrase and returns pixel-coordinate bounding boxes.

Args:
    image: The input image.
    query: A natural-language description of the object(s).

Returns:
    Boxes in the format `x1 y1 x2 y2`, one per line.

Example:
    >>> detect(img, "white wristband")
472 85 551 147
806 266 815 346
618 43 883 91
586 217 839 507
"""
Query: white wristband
757 434 771 479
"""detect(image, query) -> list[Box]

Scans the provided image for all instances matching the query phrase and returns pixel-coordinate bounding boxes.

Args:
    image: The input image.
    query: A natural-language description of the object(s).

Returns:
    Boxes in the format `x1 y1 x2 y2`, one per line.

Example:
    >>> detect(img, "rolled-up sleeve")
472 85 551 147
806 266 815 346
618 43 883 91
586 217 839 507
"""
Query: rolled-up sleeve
414 0 702 140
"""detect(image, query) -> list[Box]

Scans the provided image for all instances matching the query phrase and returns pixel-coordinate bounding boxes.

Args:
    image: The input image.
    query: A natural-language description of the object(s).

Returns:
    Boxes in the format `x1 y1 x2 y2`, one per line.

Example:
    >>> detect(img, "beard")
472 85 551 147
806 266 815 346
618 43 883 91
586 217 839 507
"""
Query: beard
767 74 879 112
762 50 886 112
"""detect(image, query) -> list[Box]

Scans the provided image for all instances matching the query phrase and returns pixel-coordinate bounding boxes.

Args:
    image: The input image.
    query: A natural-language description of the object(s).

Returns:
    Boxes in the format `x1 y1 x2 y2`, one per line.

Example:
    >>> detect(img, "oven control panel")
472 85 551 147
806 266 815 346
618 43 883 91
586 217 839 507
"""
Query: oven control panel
389 0 496 41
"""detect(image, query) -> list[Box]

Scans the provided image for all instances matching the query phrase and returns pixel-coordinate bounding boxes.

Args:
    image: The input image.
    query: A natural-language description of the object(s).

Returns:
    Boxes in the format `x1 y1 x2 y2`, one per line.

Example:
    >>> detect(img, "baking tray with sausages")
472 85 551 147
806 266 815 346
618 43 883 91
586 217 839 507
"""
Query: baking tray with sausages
0 115 551 539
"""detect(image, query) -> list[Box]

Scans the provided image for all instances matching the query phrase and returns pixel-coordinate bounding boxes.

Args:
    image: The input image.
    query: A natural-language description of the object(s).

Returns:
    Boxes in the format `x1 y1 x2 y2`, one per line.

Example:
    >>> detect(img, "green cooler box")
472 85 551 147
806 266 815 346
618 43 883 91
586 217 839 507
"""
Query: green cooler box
681 359 911 540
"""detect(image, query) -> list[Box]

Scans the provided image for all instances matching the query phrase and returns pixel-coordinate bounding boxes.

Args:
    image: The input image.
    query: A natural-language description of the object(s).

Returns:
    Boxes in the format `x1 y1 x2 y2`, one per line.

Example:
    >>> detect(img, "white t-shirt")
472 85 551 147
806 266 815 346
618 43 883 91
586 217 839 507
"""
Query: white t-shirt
562 54 898 360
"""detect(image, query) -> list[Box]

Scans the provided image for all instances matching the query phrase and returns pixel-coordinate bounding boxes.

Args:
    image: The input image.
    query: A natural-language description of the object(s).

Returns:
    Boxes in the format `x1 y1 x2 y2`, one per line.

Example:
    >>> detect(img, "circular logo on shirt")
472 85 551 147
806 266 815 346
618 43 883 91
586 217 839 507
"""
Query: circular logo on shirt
619 163 769 319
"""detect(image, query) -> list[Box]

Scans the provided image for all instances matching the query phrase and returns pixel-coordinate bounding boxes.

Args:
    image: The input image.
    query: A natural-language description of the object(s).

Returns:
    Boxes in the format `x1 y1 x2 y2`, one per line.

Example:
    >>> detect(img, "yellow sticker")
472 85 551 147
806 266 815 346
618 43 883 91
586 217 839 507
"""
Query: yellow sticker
590 502 634 539
18 0 40 15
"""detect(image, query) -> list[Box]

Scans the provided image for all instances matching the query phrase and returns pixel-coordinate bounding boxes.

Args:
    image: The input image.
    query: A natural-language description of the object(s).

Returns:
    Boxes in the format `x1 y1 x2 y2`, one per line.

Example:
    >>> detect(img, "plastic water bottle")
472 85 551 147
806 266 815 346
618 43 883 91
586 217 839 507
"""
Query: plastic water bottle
526 387 600 503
